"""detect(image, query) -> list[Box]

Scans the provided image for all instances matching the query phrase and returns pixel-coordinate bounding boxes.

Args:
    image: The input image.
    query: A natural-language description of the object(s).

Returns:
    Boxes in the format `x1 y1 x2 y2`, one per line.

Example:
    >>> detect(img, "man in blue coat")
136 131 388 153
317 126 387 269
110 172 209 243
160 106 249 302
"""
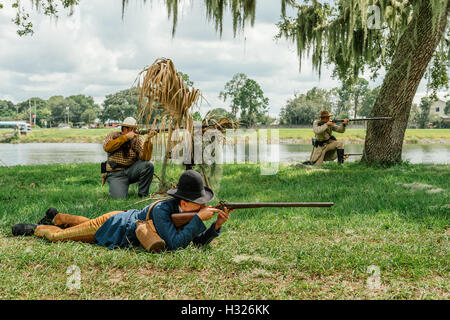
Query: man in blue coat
12 170 230 252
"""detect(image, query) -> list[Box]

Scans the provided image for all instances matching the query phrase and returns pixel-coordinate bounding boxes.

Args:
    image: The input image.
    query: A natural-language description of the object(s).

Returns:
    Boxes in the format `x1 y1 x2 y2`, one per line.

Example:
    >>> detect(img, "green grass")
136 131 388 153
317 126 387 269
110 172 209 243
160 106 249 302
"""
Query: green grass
0 162 449 299
4 128 450 144
15 128 114 143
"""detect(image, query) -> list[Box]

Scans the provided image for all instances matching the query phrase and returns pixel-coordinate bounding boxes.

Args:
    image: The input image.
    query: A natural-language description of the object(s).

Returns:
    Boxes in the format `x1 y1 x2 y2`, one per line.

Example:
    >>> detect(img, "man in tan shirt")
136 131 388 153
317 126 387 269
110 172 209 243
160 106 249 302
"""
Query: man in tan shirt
103 117 156 199
309 110 349 166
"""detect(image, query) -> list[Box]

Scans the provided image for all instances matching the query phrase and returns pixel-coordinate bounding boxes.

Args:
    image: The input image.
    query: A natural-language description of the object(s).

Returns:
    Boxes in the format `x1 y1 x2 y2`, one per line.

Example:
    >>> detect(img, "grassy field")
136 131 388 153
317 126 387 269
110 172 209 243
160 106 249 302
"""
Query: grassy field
2 127 449 144
0 162 448 299
5 128 112 143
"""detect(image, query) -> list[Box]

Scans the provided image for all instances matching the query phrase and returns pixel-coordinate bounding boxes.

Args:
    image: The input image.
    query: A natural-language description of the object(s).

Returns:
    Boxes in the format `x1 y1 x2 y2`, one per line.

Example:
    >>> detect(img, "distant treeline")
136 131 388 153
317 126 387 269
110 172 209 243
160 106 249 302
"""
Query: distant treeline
1 77 448 128
0 88 141 127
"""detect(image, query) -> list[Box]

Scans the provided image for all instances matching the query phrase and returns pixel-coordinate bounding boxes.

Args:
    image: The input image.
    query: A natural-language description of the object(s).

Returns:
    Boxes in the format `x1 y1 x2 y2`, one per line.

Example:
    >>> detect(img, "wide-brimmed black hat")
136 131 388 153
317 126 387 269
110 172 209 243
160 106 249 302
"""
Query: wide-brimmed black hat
167 170 214 204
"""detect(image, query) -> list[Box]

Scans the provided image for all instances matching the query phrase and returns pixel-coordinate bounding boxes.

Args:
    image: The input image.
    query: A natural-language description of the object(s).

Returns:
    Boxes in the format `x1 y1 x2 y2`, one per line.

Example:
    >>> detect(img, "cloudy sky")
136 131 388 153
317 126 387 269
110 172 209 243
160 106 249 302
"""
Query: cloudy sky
0 0 442 118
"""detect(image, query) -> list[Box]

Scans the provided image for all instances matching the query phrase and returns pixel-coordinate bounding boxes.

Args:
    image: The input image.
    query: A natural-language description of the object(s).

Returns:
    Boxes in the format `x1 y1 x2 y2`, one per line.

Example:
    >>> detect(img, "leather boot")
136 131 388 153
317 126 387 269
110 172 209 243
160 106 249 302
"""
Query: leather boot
37 207 59 225
337 149 345 164
12 223 38 236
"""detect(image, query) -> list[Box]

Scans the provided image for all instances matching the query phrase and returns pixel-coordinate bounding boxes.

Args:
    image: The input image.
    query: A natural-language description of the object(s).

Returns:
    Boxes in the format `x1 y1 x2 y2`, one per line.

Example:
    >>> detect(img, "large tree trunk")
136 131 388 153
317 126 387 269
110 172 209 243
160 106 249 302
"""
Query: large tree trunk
362 0 449 164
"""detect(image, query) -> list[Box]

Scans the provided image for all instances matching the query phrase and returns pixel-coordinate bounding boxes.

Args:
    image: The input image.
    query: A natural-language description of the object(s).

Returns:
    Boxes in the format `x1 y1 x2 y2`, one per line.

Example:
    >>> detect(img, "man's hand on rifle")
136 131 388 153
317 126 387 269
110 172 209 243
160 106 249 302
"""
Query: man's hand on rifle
343 119 349 125
215 207 233 231
147 130 157 138
326 121 334 126
125 131 137 140
196 206 220 222
196 206 233 231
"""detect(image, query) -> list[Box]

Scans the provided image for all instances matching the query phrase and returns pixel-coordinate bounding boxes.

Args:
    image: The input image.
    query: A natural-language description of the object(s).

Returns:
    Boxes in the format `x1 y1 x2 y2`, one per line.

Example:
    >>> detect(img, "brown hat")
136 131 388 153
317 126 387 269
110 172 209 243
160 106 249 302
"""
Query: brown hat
167 170 214 204
318 110 333 118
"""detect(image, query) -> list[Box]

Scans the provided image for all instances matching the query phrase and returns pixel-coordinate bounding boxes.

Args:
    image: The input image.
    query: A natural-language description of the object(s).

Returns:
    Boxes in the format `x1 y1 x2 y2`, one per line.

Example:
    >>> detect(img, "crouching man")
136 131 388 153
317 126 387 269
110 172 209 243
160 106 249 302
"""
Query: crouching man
12 170 230 252
309 110 349 166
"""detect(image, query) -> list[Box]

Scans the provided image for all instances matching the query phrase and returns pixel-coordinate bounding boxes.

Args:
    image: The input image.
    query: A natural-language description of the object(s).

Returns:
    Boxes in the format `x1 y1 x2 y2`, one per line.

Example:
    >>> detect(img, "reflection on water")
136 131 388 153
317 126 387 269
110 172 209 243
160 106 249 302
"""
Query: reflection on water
0 143 449 166
277 144 450 164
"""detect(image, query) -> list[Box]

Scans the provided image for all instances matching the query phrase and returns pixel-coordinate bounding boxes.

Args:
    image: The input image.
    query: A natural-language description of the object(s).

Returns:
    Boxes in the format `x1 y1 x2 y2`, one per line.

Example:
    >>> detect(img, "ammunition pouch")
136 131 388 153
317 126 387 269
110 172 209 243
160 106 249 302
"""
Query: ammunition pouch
102 161 131 172
135 200 166 253
107 161 131 170
135 220 166 253
314 135 337 148
101 143 129 174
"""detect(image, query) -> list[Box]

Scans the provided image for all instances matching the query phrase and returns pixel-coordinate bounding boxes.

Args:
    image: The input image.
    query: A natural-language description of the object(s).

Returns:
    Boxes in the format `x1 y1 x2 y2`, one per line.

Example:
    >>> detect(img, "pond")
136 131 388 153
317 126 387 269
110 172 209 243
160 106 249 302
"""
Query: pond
0 143 449 166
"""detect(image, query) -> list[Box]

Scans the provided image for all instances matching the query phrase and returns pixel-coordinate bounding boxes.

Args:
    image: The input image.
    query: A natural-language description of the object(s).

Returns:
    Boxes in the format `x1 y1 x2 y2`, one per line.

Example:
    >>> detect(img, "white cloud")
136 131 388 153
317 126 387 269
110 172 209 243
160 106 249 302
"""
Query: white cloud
0 0 445 116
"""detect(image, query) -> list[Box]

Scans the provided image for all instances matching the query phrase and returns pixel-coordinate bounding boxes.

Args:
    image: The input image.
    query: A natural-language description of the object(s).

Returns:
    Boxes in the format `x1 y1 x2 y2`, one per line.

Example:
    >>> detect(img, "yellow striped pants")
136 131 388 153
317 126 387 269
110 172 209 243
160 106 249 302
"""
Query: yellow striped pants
34 211 124 243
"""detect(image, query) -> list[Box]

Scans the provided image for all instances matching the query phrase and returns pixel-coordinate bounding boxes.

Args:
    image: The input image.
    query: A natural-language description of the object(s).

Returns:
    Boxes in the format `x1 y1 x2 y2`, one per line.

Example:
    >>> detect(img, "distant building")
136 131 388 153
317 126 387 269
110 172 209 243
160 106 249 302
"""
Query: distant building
104 120 120 128
441 116 450 124
0 121 31 134
429 99 447 120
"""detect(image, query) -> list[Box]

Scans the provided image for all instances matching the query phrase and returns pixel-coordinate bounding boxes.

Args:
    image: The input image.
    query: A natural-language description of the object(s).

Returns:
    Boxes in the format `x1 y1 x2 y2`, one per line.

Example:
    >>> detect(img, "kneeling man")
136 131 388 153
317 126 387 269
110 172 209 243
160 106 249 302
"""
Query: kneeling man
309 110 349 166
103 117 155 199
12 170 230 252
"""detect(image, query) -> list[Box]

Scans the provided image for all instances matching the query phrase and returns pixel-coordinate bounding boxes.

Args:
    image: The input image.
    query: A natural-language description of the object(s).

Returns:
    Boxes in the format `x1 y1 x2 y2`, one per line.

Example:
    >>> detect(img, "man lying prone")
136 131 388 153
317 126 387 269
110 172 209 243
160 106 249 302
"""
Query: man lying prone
12 170 230 252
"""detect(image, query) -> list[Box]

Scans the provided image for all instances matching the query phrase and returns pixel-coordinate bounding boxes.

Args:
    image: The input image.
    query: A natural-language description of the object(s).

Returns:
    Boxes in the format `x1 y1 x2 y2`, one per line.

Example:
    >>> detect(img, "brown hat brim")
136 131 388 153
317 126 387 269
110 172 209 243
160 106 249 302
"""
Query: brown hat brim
167 186 215 204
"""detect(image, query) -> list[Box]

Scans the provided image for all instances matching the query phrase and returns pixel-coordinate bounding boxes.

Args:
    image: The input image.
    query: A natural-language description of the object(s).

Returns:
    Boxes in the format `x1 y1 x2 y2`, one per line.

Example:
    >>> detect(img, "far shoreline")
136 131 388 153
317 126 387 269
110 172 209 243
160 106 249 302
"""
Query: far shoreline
1 127 449 145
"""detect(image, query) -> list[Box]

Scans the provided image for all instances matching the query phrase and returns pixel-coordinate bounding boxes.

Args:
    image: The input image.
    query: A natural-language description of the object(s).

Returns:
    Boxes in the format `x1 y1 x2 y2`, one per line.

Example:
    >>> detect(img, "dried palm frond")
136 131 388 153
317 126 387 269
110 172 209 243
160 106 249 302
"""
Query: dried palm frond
135 58 202 152
134 58 241 192
134 58 203 191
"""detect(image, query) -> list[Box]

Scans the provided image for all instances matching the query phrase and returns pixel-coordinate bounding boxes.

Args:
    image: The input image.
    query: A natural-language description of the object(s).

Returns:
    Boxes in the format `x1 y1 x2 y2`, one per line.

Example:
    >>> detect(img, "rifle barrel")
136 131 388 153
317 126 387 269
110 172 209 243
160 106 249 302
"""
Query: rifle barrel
170 201 334 228
136 129 160 135
334 117 392 122
220 202 334 209
137 125 213 135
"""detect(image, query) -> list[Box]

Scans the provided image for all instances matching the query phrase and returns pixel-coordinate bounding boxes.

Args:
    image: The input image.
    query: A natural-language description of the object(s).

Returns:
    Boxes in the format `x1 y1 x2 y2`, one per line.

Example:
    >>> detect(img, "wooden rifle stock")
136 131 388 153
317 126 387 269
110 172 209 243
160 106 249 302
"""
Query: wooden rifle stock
171 201 334 228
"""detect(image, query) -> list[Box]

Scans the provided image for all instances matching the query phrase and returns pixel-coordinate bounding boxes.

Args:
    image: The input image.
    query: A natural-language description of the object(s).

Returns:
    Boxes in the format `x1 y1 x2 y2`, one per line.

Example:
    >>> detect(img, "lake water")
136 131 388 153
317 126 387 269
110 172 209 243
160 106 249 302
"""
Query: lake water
0 143 449 166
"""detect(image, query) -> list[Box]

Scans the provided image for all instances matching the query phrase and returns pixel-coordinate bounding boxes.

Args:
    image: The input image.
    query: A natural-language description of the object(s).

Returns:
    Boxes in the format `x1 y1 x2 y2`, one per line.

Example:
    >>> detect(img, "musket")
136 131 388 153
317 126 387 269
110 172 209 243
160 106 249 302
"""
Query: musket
136 120 238 135
136 128 162 135
136 126 207 135
333 117 392 123
171 200 334 228
344 153 362 156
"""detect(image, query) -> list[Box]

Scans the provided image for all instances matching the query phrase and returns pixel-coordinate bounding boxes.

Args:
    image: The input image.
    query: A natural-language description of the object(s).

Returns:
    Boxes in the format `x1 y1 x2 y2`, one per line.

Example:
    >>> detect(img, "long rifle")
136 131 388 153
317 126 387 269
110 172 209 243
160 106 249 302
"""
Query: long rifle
171 200 334 228
136 125 213 135
332 117 392 123
136 128 161 135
